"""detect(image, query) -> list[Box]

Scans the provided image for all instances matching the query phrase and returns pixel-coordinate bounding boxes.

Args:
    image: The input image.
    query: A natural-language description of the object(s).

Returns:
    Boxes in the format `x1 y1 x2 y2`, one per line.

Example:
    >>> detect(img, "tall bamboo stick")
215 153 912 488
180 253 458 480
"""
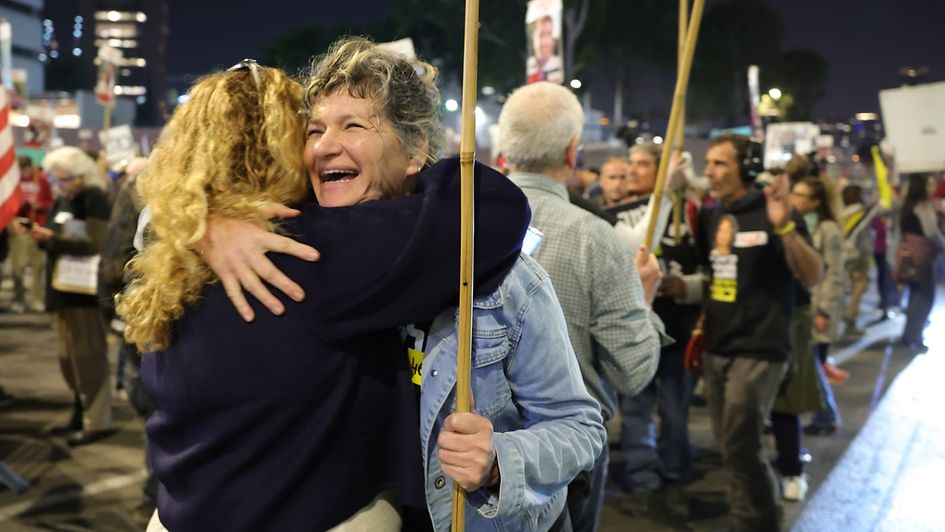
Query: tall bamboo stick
675 0 688 152
672 0 689 245
644 0 705 250
450 0 480 529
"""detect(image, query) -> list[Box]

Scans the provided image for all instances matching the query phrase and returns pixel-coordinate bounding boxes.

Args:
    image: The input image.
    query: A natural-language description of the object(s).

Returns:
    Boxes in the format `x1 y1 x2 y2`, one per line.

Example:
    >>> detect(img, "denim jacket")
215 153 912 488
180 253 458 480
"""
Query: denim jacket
419 254 606 531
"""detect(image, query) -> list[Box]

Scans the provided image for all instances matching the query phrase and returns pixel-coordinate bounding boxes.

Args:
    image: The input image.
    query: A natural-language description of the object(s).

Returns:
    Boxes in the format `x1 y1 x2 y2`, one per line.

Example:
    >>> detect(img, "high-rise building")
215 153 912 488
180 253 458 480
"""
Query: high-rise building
78 0 168 126
1 0 45 95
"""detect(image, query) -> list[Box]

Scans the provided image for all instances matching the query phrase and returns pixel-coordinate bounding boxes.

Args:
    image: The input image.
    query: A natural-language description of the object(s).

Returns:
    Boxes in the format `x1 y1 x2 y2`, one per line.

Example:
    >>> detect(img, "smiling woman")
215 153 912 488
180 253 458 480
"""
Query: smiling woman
301 37 443 207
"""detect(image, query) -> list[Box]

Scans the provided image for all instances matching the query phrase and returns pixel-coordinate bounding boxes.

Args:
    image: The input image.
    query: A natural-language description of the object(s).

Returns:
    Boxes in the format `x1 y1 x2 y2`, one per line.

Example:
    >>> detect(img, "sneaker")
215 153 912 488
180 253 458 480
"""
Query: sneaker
782 474 808 502
823 362 850 385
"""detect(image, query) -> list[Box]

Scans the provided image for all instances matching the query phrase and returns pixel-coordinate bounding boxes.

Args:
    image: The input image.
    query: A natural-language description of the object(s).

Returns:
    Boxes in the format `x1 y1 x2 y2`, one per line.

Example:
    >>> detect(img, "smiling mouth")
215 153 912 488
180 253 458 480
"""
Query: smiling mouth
320 169 359 183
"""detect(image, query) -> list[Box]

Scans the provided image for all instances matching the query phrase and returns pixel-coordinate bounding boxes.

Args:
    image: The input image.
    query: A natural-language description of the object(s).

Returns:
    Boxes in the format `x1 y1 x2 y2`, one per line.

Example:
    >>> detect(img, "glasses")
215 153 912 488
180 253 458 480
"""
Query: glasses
227 58 261 89
53 174 79 184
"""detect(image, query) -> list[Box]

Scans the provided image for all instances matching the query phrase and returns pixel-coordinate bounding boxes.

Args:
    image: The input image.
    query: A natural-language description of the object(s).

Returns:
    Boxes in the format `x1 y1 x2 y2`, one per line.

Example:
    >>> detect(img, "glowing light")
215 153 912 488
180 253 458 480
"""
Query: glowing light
654 136 664 144
570 79 583 89
107 11 121 21
444 99 459 112
768 88 782 100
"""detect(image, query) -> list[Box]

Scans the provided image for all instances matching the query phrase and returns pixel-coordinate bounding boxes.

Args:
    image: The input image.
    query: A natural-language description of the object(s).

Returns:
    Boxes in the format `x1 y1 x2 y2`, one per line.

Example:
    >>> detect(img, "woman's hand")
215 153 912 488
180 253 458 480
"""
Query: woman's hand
28 225 53 243
437 412 499 492
195 203 320 322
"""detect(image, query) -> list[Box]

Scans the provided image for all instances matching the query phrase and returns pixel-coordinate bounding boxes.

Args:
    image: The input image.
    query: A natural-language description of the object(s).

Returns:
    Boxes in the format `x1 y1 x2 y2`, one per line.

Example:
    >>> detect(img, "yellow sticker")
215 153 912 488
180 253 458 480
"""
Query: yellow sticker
408 348 424 386
710 278 737 303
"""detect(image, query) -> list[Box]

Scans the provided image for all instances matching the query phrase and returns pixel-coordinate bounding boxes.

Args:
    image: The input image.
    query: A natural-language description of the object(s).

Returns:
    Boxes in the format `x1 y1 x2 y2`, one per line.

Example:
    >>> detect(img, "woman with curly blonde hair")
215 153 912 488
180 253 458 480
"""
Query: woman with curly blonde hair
119 60 529 531
120 63 310 351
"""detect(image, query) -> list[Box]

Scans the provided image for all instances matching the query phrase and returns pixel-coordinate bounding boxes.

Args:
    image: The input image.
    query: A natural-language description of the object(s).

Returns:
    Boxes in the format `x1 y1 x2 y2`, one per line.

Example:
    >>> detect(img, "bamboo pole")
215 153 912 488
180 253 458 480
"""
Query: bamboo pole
675 0 688 152
451 0 480 529
672 0 689 245
644 0 705 250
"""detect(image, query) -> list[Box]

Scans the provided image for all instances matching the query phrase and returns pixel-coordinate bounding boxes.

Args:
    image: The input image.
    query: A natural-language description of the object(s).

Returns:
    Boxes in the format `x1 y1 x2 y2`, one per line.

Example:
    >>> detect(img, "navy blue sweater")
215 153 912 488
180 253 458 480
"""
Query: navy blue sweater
142 159 529 531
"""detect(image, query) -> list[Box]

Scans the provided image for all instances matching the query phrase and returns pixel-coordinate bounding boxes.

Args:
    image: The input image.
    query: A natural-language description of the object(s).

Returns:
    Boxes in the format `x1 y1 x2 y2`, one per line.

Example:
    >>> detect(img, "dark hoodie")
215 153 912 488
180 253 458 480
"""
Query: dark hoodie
142 159 529 531
697 188 795 362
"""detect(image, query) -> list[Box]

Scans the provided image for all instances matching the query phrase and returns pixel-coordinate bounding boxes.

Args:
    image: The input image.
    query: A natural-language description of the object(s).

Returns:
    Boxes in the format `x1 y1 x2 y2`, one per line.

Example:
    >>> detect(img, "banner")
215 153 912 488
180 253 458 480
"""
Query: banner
95 46 123 108
763 122 820 170
747 65 763 139
0 19 11 94
880 81 945 173
99 124 137 165
525 0 563 84
23 103 54 148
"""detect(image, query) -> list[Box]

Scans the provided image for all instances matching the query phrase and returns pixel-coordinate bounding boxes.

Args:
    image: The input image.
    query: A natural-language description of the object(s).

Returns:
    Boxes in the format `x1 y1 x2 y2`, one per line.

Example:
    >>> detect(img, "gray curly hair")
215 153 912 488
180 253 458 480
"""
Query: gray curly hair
302 36 444 167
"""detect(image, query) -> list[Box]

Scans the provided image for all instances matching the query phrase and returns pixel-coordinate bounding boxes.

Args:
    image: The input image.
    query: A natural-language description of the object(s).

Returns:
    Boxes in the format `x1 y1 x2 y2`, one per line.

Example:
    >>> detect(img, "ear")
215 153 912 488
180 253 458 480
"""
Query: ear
406 138 430 176
564 136 580 169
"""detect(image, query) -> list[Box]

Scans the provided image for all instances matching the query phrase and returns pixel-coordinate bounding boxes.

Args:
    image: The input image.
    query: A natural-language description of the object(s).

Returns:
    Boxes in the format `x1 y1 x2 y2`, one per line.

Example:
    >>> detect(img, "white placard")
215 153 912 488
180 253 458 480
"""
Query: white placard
764 122 820 169
99 124 136 165
880 81 945 173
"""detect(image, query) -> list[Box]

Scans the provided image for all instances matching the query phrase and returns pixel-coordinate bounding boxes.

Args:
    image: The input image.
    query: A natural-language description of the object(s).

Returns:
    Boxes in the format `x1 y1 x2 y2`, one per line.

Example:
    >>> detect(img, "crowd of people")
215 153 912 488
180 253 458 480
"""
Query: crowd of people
0 35 944 532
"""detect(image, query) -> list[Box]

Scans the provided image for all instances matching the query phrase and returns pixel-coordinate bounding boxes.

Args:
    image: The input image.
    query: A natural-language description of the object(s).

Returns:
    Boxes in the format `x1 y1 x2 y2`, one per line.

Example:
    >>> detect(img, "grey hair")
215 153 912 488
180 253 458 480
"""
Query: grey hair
42 146 107 190
302 36 443 167
498 82 583 173
628 141 661 164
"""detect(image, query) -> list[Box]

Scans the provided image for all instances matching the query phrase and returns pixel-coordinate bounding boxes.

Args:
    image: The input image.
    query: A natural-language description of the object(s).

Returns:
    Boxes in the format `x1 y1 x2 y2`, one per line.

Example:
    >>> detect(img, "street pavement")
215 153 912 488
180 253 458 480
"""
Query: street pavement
1 267 942 531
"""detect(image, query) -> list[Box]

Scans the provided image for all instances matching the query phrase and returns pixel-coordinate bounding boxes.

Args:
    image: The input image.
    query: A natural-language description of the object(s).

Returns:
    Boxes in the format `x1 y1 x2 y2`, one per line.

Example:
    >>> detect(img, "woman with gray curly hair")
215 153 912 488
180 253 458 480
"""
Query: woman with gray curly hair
201 38 604 532
19 146 113 446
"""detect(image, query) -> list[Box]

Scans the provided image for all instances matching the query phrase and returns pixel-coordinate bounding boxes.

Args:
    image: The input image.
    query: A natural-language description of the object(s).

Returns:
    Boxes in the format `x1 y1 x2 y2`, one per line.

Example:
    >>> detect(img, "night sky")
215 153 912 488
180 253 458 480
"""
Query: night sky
44 0 945 119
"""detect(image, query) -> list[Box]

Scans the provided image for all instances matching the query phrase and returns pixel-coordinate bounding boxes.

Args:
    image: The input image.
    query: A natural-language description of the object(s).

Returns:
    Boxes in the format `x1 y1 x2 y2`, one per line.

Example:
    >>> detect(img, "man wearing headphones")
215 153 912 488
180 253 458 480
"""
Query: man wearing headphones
697 134 821 531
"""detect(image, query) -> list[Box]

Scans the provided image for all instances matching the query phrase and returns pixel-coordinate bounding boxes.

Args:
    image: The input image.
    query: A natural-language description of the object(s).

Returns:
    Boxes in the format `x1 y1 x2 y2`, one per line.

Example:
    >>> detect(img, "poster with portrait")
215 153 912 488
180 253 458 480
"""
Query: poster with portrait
525 0 564 84
763 122 820 170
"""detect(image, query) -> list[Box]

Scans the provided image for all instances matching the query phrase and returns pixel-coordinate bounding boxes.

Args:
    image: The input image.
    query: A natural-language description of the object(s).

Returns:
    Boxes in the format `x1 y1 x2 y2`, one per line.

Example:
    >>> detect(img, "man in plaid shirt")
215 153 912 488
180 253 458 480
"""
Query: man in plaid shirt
498 82 663 532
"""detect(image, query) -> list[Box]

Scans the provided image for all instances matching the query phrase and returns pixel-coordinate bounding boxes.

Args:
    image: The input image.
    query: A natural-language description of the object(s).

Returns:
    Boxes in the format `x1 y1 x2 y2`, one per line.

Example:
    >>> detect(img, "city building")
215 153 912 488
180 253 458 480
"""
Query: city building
78 0 168 125
1 0 45 96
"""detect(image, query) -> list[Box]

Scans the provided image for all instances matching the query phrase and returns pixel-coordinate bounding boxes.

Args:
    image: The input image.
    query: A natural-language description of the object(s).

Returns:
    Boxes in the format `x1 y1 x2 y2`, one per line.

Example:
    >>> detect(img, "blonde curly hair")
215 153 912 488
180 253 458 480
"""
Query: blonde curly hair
117 66 310 351
303 36 443 166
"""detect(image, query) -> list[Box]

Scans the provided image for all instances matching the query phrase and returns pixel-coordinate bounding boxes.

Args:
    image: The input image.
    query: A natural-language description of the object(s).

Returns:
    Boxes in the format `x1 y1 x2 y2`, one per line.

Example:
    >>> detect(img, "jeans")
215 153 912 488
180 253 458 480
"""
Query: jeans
771 411 802 476
705 353 787 532
874 252 896 312
811 343 841 426
619 348 693 491
567 444 608 532
902 264 935 344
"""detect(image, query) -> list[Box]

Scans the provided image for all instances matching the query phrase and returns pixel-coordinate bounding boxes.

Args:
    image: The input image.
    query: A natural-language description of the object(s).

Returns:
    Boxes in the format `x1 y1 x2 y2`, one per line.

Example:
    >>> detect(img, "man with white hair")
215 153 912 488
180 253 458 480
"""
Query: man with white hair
498 81 663 532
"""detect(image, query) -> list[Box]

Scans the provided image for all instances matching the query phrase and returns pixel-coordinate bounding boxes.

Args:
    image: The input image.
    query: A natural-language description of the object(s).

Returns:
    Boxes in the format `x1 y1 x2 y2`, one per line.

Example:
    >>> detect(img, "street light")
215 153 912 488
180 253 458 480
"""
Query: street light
444 98 459 112
570 79 582 90
768 87 782 100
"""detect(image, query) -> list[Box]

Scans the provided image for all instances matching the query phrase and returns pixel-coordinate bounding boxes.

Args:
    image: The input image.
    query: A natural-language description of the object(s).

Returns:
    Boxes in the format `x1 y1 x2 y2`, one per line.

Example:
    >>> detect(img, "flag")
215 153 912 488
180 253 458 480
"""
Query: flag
0 85 22 230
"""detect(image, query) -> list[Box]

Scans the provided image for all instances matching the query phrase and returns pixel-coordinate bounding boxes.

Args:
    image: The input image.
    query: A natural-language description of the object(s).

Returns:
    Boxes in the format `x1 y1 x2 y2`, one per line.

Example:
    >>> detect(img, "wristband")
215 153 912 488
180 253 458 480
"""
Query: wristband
774 220 796 236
